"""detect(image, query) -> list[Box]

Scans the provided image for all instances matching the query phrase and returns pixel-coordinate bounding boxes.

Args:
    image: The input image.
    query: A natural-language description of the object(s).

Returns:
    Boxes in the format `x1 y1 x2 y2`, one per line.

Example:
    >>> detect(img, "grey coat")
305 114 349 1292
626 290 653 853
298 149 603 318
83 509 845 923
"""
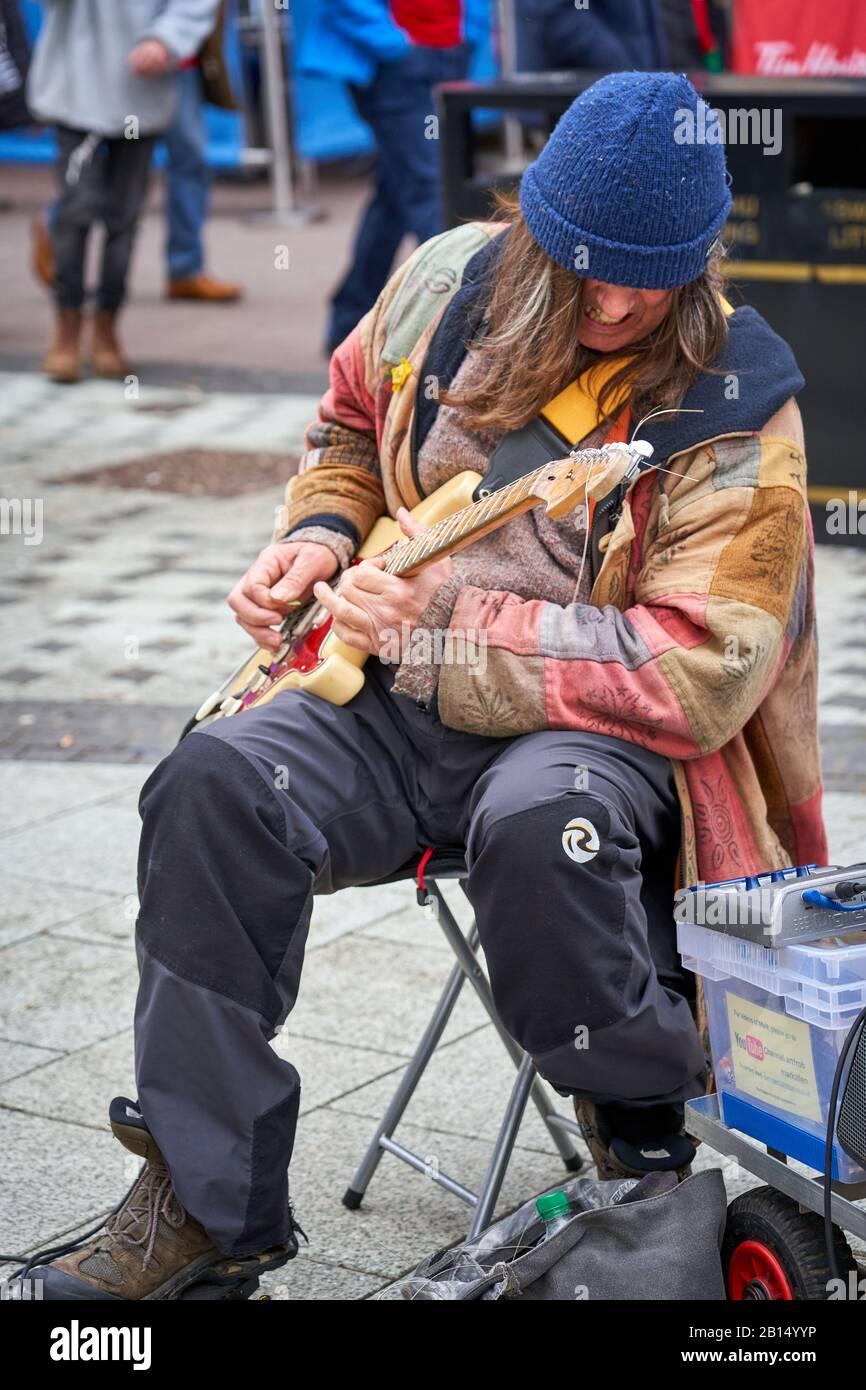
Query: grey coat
27 0 220 137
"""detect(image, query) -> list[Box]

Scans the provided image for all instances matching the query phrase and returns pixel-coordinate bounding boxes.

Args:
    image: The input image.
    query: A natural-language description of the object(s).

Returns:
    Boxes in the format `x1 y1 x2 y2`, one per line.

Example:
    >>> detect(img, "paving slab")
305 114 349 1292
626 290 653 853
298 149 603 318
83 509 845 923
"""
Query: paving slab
0 1039 62 1085
304 881 417 952
0 933 139 1052
0 796 142 896
286 932 487 1059
0 1029 136 1129
278 1033 407 1117
329 1022 578 1158
358 886 474 950
0 874 113 949
0 161 368 382
50 895 139 949
258 1254 384 1301
0 1026 409 1130
0 762 143 836
280 1105 573 1279
823 792 866 864
0 1107 128 1255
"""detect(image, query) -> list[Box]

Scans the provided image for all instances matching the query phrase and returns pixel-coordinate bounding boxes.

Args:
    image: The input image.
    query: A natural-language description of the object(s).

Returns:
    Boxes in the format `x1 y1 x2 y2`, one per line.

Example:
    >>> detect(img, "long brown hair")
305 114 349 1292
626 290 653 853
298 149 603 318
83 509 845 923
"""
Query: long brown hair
441 192 729 434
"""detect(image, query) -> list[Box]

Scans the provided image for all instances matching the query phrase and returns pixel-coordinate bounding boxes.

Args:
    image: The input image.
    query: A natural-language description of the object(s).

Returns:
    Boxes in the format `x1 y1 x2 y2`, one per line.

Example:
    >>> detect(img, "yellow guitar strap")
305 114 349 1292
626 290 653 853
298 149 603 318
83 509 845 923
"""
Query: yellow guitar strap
539 294 735 444
540 357 632 444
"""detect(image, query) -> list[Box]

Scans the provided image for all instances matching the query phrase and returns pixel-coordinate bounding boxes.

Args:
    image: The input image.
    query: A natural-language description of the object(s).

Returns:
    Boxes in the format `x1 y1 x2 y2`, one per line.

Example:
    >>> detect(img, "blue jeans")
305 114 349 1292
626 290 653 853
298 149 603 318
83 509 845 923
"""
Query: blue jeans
327 43 469 349
164 67 208 281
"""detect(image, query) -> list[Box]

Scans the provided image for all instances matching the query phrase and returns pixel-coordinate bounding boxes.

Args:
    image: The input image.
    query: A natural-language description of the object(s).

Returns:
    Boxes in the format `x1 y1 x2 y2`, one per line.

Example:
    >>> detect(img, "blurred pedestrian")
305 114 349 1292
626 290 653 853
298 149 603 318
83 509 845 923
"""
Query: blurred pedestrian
0 0 31 135
516 0 669 74
298 0 472 353
26 0 220 384
164 1 243 302
660 0 726 71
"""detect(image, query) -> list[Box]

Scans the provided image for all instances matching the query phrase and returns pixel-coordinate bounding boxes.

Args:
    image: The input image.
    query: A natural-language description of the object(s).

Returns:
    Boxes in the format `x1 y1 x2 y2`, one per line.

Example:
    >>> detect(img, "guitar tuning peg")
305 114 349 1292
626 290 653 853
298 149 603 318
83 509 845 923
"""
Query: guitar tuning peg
629 439 654 462
622 438 654 481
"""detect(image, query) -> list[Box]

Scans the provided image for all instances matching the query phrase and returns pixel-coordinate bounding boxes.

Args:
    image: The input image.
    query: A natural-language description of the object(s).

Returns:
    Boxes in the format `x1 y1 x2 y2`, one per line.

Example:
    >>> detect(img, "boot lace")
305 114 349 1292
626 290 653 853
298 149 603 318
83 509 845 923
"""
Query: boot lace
95 1160 187 1271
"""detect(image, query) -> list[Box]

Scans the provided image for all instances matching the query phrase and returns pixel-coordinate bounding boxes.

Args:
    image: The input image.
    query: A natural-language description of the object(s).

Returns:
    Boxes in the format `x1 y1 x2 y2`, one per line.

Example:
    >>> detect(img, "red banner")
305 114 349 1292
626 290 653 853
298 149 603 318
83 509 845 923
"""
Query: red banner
732 0 866 77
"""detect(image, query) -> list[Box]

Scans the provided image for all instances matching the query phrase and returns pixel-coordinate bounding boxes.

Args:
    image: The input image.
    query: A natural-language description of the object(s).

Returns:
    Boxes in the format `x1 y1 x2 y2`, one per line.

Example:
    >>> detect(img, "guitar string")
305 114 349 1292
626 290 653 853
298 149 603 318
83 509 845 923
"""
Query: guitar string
408 447 706 572
430 467 535 560
382 447 608 576
263 449 693 693
383 469 537 574
392 449 593 573
433 444 614 562
391 449 601 572
389 461 546 572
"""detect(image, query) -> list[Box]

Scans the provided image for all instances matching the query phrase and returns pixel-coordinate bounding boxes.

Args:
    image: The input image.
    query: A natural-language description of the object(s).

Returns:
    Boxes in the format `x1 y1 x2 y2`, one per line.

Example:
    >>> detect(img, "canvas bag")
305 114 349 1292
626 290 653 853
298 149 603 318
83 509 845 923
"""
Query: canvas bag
391 1168 727 1301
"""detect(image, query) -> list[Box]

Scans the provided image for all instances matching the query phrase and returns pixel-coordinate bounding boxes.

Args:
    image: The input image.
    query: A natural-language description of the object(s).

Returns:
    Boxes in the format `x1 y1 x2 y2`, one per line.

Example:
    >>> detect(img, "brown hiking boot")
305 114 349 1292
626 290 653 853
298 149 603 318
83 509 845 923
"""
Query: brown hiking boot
91 309 129 378
31 213 56 290
574 1099 696 1182
42 308 82 383
33 1099 221 1300
30 1097 301 1301
166 272 243 302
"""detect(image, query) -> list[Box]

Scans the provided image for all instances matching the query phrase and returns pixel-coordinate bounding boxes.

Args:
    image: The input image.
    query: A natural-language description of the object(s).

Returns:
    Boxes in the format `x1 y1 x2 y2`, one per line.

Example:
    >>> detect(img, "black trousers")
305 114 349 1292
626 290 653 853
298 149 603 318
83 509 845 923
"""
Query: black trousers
52 126 156 311
134 658 707 1255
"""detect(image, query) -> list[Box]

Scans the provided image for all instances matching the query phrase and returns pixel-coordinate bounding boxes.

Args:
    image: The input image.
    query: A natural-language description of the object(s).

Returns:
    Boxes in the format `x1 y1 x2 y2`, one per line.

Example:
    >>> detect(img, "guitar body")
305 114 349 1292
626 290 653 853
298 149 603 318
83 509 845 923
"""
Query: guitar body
193 471 484 727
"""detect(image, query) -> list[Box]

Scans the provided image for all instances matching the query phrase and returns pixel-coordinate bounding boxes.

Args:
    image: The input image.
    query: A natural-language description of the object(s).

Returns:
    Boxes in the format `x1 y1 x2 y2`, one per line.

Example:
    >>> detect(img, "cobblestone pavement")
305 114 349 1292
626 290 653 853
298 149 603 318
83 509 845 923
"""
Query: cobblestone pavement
2 365 865 1299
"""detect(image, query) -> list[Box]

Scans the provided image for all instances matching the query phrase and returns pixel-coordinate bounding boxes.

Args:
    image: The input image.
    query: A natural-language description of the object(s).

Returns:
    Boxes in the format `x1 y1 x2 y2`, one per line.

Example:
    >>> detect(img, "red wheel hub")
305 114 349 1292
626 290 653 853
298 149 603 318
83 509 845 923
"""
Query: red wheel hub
727 1240 794 1300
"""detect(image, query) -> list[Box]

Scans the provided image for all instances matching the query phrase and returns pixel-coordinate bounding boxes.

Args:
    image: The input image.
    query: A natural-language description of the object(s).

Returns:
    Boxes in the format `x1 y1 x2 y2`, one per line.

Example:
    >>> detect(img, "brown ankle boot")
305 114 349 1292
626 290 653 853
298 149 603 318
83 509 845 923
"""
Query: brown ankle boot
574 1099 696 1182
42 308 82 383
30 1096 300 1301
33 1100 221 1300
91 309 129 378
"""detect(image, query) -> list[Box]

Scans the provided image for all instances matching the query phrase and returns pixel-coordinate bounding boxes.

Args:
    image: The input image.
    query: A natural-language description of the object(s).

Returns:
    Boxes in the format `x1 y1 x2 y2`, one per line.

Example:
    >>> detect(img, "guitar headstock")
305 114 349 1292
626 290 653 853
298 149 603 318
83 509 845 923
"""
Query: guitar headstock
529 442 653 518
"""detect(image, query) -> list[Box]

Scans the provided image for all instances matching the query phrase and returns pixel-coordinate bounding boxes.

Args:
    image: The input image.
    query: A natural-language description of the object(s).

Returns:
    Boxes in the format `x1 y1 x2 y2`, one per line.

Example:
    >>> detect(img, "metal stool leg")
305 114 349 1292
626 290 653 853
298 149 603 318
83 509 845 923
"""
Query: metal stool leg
467 1052 536 1240
343 873 582 1218
432 881 583 1169
342 931 478 1209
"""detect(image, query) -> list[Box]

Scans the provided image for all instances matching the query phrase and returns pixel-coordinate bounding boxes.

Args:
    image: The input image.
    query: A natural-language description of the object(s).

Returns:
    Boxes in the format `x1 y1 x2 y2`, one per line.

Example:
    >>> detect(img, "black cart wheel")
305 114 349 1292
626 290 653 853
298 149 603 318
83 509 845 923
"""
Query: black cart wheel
722 1187 858 1301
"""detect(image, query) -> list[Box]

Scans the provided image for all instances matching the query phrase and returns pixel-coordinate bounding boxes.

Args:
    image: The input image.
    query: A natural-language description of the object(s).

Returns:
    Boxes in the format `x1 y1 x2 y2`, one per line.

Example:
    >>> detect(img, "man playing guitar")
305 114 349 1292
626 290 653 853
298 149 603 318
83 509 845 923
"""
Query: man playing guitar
35 71 825 1300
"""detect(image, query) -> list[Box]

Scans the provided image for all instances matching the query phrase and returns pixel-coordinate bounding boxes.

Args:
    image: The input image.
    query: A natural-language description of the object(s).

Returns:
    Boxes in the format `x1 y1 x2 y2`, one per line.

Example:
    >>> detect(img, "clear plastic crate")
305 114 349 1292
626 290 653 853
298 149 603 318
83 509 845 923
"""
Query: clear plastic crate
678 922 866 1182
678 922 866 1027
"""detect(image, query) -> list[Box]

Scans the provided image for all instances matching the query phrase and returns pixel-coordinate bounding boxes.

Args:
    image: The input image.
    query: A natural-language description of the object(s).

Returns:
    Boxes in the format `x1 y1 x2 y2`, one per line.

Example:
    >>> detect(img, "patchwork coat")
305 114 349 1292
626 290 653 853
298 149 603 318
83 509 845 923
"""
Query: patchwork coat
278 222 827 889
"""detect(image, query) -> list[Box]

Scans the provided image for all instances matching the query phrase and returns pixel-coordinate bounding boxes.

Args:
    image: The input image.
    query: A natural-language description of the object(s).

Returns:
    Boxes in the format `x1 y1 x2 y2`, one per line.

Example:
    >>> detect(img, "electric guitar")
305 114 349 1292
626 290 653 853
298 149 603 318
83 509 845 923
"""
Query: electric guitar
187 439 653 730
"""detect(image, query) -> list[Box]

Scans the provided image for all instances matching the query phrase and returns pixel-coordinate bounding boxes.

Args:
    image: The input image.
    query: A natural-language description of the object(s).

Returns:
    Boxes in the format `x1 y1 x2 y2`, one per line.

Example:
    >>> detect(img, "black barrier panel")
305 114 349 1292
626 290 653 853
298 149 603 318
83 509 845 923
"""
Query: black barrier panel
437 74 866 545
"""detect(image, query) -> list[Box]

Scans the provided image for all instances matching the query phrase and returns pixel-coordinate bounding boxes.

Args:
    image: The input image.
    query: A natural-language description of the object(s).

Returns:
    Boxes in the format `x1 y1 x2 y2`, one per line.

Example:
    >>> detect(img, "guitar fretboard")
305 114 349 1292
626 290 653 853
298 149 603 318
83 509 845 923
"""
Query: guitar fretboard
382 446 608 576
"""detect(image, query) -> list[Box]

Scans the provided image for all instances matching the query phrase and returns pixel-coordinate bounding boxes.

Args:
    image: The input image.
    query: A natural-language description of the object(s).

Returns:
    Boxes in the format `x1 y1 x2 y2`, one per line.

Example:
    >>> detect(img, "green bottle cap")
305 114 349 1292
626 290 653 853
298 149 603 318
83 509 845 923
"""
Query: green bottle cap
536 1190 570 1223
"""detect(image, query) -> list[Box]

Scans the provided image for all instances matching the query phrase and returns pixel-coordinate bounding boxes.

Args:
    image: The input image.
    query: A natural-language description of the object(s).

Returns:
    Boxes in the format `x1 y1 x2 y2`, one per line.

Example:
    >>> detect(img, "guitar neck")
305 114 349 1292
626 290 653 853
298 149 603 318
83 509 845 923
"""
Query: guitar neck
383 448 599 577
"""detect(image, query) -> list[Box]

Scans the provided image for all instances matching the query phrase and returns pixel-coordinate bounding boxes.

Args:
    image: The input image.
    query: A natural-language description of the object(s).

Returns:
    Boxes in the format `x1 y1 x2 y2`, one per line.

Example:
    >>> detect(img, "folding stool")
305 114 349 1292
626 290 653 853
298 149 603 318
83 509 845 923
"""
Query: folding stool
343 847 585 1239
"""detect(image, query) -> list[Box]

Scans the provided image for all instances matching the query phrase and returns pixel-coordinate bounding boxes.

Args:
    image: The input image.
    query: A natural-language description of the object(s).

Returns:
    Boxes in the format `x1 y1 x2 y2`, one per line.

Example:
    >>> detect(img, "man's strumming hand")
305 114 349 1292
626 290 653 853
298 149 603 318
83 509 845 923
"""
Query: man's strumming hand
312 507 453 660
228 540 339 652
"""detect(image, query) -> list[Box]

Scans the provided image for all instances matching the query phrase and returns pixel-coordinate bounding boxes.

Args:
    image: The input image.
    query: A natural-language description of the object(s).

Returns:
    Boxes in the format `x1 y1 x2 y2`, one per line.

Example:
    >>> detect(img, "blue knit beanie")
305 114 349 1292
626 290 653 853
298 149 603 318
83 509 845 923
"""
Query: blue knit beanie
519 71 732 290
